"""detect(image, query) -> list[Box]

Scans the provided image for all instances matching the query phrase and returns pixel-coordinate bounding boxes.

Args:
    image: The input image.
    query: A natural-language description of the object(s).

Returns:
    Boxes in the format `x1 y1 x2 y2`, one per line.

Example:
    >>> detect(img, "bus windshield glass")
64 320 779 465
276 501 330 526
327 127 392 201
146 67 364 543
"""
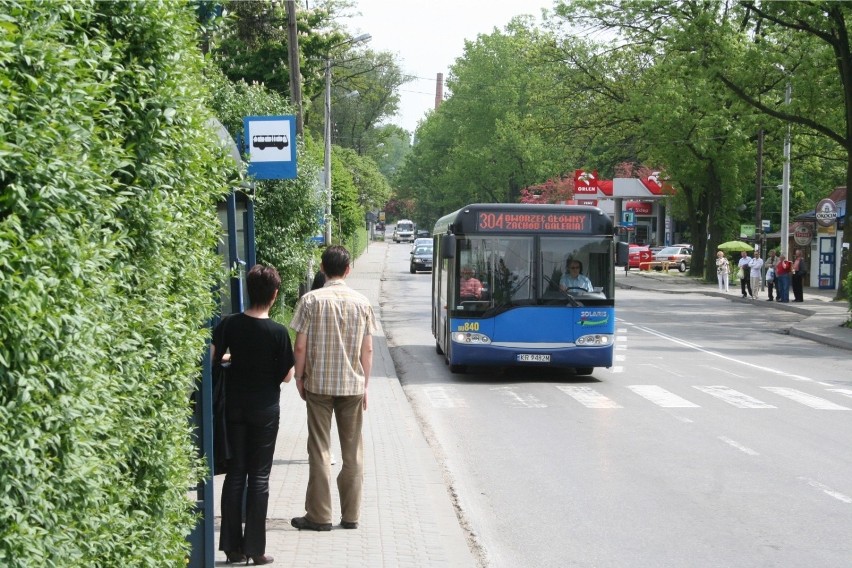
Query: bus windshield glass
455 235 613 312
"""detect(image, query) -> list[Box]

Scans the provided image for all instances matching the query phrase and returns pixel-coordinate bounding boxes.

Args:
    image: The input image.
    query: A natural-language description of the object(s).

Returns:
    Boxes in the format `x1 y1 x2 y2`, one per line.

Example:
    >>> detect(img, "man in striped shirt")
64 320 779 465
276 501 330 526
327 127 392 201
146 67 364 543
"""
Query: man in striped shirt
290 245 377 532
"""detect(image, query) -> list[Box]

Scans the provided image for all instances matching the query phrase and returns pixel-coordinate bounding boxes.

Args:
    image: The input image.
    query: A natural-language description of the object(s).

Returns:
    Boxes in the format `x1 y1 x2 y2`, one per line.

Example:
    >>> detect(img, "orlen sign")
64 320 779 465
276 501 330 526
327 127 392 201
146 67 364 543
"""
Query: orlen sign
815 198 838 227
574 169 599 194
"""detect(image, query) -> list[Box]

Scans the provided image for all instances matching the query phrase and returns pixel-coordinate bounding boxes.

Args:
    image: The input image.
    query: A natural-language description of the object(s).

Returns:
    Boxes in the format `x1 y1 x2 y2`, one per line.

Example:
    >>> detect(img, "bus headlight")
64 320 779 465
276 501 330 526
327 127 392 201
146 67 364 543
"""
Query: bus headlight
453 332 491 344
576 334 611 346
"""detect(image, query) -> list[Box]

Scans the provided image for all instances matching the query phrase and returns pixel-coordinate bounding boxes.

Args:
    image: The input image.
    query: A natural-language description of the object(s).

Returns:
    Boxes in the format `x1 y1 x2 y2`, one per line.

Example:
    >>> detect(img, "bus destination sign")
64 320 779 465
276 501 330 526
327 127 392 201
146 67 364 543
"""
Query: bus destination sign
477 212 590 232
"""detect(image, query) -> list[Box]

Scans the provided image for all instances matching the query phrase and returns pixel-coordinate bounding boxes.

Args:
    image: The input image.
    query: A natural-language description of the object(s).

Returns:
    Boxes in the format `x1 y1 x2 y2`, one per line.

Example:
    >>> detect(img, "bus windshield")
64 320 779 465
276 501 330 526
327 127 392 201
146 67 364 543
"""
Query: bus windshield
455 235 613 313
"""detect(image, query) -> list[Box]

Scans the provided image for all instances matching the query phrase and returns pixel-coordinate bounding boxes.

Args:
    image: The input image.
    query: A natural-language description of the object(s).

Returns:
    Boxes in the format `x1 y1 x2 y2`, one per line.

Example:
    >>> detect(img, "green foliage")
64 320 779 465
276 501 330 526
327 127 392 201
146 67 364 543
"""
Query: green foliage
206 65 323 308
0 1 235 564
330 147 363 240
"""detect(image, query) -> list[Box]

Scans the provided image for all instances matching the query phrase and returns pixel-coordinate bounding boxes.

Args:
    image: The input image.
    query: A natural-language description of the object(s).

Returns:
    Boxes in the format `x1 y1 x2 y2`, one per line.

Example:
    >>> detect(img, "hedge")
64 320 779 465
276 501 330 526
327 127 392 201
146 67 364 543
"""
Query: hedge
0 2 235 565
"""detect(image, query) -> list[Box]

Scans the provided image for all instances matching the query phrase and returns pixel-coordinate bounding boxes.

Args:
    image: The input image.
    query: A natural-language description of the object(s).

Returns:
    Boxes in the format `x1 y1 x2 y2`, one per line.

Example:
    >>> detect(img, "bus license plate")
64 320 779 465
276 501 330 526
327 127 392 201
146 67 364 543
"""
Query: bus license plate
517 354 551 363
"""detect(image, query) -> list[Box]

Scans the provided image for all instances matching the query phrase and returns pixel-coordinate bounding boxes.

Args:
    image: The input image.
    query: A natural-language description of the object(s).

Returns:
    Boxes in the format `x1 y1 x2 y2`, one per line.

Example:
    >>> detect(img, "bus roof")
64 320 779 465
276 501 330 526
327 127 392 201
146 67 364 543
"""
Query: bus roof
432 203 613 236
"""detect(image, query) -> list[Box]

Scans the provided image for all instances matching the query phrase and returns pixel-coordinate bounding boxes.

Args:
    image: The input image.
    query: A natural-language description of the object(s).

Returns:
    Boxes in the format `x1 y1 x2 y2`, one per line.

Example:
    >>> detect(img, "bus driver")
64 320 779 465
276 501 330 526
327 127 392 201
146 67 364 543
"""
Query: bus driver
459 266 484 300
559 259 593 293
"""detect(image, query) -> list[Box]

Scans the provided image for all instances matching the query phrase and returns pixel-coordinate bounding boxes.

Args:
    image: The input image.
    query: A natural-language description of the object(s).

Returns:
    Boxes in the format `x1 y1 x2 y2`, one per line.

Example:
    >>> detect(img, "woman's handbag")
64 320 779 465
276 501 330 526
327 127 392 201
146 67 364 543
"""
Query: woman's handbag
766 268 775 283
737 267 745 280
212 361 232 475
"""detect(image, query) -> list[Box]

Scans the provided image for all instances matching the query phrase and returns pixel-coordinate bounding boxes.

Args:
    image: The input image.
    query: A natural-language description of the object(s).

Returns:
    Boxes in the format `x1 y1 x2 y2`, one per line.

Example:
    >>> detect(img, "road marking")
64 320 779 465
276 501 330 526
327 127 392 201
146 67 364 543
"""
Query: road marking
718 436 759 456
633 325 816 382
799 477 852 504
828 388 852 399
693 386 776 408
422 386 468 408
609 365 624 373
706 365 748 379
490 387 547 408
616 335 628 342
557 386 622 408
615 354 626 362
761 387 850 410
628 385 699 407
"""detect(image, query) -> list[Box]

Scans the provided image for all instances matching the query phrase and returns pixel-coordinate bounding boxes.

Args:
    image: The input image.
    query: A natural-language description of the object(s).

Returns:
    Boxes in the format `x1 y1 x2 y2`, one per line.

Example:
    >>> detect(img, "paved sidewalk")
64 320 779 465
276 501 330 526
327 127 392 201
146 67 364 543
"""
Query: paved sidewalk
212 241 477 567
617 269 852 351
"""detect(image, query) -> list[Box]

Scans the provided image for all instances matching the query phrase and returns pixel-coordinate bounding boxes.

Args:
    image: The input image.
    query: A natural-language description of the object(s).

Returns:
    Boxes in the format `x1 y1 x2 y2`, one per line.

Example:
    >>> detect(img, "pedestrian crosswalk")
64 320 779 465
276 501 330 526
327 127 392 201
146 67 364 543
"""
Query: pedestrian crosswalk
420 383 851 411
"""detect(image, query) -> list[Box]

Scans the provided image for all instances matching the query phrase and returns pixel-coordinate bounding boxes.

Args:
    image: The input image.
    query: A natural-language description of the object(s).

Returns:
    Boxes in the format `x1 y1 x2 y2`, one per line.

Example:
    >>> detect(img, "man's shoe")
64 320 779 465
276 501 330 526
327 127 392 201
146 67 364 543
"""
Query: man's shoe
766 298 773 301
291 516 332 531
340 520 359 529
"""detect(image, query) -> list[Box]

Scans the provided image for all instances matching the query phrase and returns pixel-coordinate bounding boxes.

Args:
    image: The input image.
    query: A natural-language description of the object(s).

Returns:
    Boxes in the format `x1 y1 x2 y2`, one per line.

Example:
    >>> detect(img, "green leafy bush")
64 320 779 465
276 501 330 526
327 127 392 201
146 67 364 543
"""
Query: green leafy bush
0 2 235 565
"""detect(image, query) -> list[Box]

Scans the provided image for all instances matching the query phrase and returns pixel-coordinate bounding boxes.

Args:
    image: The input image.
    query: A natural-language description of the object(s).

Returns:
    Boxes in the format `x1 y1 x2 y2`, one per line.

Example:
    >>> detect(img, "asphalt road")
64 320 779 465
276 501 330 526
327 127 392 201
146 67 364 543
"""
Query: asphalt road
380 242 852 568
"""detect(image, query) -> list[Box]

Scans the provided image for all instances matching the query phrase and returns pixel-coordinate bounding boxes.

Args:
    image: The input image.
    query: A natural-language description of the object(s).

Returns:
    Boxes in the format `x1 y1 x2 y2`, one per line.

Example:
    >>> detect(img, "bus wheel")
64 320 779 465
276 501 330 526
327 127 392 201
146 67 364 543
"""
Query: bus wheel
575 367 594 376
435 342 444 355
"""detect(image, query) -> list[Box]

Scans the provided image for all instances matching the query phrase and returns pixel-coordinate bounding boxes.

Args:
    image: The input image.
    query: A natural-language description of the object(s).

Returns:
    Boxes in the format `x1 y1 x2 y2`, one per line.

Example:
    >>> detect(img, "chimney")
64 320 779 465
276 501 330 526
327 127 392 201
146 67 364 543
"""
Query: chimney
435 73 444 110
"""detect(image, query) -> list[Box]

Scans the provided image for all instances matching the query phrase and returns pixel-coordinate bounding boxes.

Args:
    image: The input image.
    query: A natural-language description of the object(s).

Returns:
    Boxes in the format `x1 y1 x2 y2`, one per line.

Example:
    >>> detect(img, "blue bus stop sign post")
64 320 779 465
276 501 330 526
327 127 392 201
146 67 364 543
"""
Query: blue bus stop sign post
243 115 298 180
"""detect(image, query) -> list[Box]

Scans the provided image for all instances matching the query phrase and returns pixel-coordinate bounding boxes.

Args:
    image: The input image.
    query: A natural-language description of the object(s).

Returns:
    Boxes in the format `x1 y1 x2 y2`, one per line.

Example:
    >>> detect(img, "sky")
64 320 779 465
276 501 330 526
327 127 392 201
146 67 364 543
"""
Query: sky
347 0 557 134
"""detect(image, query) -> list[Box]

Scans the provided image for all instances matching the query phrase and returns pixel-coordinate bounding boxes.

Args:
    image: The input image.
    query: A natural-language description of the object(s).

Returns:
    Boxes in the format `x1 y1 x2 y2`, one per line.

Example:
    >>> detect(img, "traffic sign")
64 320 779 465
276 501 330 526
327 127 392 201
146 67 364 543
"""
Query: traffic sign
244 115 297 179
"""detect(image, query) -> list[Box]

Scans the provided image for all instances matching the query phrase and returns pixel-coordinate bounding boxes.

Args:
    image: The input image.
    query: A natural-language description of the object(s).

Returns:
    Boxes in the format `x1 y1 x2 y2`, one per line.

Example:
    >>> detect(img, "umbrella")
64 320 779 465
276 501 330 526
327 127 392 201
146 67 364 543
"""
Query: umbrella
717 240 754 252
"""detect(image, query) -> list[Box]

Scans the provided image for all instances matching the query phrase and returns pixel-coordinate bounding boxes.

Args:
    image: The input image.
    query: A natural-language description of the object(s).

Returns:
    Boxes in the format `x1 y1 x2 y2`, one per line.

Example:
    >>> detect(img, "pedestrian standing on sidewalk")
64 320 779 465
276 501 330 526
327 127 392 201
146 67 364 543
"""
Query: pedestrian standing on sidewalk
737 251 753 298
290 245 378 532
213 264 295 566
310 268 326 291
748 251 764 300
764 249 778 301
791 248 808 302
715 251 730 292
775 253 792 302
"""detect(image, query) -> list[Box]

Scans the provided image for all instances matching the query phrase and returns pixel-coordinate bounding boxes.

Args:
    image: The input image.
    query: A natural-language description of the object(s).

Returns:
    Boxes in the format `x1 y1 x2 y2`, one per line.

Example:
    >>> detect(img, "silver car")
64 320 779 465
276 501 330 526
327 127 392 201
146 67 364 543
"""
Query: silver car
654 245 692 272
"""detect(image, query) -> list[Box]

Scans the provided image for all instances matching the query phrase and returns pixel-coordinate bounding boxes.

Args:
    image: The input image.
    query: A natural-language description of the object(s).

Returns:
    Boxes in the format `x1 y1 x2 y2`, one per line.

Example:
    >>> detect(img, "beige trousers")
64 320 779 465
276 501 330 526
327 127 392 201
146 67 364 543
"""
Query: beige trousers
304 390 364 525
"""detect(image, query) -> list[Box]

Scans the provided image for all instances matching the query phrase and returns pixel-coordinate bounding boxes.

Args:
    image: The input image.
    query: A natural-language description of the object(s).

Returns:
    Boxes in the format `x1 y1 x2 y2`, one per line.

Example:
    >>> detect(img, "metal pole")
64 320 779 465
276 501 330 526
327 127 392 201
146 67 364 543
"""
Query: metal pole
285 1 304 136
780 83 792 258
323 56 332 246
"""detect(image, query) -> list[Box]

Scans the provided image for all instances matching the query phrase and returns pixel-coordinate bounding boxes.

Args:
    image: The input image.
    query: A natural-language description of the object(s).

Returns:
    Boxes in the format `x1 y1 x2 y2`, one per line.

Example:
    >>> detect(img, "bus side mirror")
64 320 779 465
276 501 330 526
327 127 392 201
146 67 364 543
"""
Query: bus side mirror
441 235 455 259
615 241 629 267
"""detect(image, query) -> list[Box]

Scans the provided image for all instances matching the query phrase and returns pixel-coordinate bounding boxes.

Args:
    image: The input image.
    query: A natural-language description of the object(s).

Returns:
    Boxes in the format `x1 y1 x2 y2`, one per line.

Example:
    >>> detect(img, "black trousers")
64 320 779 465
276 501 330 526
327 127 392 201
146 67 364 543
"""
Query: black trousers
740 277 752 297
219 405 279 556
792 273 804 301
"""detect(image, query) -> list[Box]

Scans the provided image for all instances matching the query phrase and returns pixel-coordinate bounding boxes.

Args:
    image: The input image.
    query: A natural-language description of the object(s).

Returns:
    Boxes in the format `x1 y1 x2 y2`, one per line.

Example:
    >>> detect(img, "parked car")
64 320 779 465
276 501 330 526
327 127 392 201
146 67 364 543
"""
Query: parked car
627 244 652 270
410 244 433 273
654 245 693 272
415 229 430 238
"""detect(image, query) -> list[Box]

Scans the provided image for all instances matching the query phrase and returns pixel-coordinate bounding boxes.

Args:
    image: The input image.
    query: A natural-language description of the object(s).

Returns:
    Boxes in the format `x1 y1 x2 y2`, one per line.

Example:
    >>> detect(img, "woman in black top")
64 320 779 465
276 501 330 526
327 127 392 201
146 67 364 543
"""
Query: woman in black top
212 264 294 566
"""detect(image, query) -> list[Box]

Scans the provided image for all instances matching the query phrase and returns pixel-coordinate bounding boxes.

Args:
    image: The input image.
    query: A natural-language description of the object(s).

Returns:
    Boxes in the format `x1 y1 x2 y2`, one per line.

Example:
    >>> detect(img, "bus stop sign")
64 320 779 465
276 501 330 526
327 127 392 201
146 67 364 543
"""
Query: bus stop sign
244 115 297 179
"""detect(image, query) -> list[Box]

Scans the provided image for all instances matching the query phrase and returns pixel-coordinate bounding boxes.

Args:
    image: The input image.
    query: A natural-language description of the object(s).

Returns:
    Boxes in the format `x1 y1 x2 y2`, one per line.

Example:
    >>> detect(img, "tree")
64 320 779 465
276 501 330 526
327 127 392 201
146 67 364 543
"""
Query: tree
716 1 852 298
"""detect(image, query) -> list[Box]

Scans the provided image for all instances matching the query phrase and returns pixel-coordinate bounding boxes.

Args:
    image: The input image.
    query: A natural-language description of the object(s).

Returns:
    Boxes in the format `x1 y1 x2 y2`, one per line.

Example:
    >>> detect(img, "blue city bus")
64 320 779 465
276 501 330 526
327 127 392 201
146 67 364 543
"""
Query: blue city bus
432 203 628 375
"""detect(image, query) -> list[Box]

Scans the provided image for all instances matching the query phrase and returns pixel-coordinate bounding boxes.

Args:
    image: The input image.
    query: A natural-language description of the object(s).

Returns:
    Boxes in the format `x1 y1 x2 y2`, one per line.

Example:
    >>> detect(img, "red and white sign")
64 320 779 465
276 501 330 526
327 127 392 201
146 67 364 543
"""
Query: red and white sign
793 223 812 246
574 169 599 194
625 201 653 215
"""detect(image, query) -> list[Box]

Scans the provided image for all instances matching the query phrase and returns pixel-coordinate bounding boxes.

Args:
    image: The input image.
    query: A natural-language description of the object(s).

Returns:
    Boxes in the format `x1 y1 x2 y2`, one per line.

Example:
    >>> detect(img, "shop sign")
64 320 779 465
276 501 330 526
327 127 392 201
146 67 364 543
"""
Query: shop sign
793 223 812 246
815 198 838 227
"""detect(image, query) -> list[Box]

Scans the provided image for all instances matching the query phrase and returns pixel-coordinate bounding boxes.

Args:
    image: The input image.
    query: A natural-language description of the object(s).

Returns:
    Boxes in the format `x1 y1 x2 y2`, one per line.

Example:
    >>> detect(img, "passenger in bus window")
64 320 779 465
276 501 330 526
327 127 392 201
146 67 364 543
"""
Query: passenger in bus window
459 266 484 300
559 259 593 293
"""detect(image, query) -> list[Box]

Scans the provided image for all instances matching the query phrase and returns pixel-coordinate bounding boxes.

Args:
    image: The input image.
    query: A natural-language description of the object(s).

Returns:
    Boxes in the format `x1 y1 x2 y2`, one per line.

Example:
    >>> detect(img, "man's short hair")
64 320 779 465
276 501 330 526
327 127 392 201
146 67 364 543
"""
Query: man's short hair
247 264 281 308
321 245 351 278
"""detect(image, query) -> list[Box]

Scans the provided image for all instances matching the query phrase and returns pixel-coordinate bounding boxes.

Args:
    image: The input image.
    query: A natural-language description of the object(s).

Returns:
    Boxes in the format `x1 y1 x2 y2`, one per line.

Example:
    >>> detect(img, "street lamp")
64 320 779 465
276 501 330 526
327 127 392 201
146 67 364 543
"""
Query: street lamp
323 33 371 245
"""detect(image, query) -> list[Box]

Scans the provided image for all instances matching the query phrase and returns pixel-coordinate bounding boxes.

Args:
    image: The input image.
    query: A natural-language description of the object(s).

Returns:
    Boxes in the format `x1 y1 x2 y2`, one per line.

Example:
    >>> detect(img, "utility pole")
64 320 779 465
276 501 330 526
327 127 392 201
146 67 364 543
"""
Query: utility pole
285 1 303 136
755 128 764 252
